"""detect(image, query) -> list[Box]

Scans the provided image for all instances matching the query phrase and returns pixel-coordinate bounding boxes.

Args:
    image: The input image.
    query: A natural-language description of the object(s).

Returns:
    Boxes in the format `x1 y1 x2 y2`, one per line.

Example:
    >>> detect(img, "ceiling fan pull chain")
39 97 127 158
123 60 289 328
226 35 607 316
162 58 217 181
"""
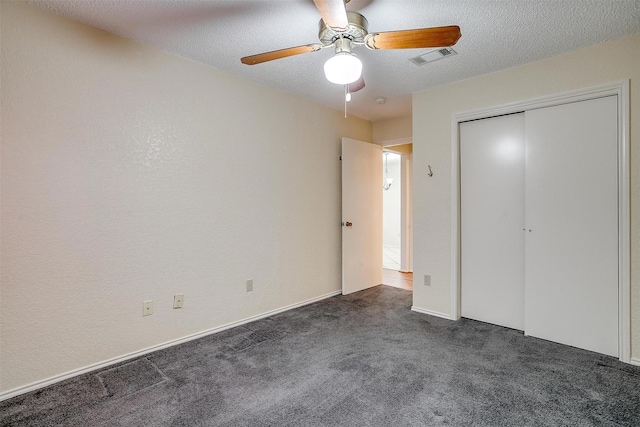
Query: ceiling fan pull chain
344 84 347 118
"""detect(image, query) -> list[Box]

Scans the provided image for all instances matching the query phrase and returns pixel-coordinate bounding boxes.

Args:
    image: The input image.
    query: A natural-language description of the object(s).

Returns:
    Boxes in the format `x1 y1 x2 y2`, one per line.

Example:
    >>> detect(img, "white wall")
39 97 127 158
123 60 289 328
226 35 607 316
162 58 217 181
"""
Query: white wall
383 155 401 247
0 1 372 396
412 32 640 358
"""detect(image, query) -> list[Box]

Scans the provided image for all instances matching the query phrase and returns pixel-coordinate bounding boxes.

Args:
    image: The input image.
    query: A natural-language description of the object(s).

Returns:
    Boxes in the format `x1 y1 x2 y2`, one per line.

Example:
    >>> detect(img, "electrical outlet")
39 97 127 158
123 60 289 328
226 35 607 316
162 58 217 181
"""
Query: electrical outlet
173 293 184 309
424 275 431 286
246 279 253 292
142 300 153 316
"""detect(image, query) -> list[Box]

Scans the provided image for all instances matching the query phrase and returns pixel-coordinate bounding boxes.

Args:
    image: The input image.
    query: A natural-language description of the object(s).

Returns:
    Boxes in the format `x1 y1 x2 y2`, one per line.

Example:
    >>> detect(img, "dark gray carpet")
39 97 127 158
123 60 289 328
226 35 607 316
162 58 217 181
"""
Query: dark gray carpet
2 285 639 426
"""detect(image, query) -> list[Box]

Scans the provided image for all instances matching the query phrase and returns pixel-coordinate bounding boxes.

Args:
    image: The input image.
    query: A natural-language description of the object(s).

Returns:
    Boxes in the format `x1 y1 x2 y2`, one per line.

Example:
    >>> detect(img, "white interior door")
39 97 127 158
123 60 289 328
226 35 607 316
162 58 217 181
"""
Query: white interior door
524 96 618 356
460 113 526 330
342 137 382 295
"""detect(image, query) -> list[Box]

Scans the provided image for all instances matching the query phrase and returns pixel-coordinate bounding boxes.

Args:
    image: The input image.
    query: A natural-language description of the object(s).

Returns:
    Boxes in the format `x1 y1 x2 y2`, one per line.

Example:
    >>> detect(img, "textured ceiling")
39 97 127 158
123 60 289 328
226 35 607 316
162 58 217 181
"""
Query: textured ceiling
27 0 640 122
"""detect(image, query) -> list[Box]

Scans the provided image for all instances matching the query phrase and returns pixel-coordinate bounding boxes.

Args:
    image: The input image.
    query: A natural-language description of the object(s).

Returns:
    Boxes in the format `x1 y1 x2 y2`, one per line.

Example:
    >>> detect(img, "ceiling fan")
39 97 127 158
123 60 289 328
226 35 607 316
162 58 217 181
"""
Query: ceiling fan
241 0 461 93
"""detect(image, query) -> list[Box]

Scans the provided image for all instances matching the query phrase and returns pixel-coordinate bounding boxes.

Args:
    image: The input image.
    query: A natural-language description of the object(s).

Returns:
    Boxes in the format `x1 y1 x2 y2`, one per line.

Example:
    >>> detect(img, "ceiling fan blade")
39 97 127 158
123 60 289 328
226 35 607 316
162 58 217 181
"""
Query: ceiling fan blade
349 75 365 92
313 0 349 30
366 25 461 50
241 44 322 65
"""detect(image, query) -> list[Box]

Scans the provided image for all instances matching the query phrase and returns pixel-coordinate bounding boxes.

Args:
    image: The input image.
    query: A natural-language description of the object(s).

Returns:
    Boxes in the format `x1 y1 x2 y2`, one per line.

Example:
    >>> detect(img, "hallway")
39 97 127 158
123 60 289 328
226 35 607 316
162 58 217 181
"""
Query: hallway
383 269 412 291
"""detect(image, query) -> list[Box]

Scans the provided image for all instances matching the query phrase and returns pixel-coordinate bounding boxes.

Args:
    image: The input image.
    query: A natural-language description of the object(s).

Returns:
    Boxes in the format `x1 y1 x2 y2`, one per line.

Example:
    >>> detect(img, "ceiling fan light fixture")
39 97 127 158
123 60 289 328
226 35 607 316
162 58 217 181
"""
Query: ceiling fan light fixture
324 52 362 85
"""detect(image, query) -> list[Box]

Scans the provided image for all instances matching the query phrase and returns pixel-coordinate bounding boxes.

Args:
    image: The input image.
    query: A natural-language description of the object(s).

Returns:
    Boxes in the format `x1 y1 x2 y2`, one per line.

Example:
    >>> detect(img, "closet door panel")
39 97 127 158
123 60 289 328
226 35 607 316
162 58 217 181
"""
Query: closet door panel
524 96 618 356
460 113 525 330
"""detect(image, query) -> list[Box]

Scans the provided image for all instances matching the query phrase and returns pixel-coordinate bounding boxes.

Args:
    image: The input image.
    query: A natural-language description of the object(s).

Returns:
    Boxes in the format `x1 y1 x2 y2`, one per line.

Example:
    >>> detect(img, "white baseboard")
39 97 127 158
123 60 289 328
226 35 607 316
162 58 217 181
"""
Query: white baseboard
0 290 342 402
411 305 455 320
630 357 640 367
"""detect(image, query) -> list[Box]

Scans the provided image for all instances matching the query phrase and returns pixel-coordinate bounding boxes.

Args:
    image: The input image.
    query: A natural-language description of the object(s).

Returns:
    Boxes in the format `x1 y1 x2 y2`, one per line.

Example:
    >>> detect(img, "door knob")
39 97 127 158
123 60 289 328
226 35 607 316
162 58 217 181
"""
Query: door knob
345 222 353 227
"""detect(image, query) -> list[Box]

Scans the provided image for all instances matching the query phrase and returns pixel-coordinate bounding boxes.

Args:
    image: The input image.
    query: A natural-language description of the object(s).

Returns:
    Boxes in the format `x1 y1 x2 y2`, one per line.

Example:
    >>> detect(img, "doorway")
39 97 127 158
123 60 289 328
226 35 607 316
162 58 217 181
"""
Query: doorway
340 137 414 294
383 151 402 270
382 143 413 290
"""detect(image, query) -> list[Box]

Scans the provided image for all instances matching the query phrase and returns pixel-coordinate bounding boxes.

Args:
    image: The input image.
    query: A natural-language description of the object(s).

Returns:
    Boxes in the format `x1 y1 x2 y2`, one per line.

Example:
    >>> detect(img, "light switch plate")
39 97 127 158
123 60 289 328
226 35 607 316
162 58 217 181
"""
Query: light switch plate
173 294 184 309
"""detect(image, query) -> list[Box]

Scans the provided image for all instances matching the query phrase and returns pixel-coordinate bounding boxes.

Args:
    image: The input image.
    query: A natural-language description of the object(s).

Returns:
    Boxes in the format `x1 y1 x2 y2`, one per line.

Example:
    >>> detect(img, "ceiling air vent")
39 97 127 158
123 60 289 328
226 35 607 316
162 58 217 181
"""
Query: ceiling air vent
409 47 457 66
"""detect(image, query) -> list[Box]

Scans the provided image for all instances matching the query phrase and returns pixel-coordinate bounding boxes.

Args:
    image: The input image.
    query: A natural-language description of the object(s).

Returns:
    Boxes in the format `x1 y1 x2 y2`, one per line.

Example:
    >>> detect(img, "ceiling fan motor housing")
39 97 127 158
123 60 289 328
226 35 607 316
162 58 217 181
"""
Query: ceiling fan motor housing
319 11 369 45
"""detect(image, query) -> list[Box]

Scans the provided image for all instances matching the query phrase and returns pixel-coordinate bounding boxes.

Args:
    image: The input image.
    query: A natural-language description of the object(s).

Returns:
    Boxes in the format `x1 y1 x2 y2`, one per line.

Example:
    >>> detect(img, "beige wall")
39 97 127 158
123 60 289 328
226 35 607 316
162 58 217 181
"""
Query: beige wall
0 1 372 396
385 144 412 155
412 32 640 359
372 115 412 144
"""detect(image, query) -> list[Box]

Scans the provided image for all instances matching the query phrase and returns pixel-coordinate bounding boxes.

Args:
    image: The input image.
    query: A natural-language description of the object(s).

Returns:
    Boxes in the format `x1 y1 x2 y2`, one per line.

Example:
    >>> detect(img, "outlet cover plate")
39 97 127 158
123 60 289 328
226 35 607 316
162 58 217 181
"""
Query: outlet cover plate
143 300 153 316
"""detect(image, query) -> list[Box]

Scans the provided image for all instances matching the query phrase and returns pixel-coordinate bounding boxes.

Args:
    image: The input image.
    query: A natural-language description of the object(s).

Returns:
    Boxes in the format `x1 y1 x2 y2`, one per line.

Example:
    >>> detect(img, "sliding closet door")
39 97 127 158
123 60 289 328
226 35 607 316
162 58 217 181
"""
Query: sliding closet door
460 113 525 330
524 96 618 356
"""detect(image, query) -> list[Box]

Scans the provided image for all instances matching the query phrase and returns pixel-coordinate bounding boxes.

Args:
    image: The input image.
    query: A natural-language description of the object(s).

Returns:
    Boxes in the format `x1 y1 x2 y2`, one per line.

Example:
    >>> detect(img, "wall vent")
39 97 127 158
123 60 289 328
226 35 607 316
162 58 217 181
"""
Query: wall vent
409 47 457 66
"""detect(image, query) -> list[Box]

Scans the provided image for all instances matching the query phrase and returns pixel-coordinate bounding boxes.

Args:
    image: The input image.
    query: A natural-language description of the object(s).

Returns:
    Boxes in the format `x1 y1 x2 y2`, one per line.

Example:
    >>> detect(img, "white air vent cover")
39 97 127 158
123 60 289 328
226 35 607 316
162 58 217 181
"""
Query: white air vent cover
409 47 457 65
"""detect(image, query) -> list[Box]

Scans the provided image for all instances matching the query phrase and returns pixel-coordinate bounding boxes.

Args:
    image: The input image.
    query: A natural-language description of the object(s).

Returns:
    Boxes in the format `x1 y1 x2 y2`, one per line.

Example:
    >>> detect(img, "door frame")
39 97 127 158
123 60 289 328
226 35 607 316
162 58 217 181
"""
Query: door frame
399 152 412 273
450 81 631 363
